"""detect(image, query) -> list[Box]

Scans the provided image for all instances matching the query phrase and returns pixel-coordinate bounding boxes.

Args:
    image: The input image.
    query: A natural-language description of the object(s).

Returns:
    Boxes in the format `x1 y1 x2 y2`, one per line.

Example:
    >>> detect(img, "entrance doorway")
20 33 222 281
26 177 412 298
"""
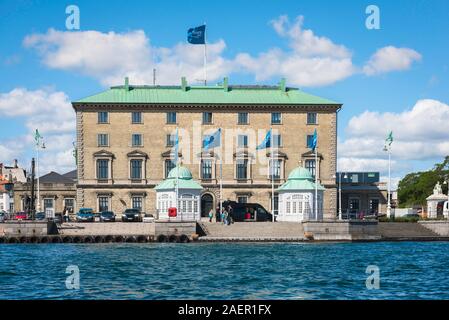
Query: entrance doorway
201 194 214 218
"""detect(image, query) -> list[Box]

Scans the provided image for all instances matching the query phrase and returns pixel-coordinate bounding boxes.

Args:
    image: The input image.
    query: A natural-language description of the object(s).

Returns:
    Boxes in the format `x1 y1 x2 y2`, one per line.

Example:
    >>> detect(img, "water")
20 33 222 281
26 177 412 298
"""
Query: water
1 242 448 299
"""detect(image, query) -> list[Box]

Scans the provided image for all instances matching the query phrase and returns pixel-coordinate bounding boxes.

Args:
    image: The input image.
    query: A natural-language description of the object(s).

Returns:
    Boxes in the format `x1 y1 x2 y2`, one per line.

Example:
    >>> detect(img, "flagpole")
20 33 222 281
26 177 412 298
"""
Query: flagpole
175 128 180 221
315 145 318 220
219 129 223 220
387 147 391 218
203 22 207 86
271 128 275 223
36 140 40 212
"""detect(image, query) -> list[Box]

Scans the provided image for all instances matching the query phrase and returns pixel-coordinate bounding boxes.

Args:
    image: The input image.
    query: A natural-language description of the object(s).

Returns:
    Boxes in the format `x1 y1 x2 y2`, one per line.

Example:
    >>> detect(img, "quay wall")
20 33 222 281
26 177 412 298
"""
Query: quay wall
302 220 380 241
418 221 449 236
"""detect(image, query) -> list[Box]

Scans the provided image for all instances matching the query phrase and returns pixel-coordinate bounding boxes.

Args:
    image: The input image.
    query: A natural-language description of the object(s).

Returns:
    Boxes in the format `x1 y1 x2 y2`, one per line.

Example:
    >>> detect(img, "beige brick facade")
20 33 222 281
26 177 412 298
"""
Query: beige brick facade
74 85 341 219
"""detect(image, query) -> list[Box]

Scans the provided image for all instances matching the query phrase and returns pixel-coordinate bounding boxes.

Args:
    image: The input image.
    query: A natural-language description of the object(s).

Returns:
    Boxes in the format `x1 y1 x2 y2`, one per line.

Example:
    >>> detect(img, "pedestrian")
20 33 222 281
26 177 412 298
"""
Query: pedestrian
63 207 69 223
227 205 234 224
215 206 220 223
208 208 214 222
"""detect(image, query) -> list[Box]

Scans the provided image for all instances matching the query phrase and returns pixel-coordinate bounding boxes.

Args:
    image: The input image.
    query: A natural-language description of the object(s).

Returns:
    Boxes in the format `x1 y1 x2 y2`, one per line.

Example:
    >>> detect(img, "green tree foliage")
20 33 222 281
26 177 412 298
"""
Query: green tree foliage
398 156 449 207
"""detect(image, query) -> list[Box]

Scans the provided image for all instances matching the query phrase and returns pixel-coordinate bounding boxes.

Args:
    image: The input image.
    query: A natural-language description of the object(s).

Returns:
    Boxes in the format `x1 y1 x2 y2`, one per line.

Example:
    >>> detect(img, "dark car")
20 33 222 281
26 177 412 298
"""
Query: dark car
100 211 116 222
121 209 143 222
76 208 95 222
35 212 46 221
222 201 274 222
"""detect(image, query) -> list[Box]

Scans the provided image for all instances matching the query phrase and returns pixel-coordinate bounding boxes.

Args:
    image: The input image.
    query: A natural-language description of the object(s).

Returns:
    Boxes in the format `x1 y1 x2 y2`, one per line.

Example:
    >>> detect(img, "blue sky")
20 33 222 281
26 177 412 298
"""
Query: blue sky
1 0 448 185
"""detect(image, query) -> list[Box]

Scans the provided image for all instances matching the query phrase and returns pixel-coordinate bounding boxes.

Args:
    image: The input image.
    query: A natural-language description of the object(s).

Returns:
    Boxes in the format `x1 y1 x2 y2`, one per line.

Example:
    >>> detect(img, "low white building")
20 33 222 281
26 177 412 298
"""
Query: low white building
426 182 448 219
0 191 11 213
154 166 203 221
277 166 325 222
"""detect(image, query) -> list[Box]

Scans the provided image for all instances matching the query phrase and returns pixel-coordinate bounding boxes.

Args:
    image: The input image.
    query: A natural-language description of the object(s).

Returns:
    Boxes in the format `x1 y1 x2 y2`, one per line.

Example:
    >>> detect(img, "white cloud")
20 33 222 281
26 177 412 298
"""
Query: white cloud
339 99 449 180
24 28 232 86
235 15 356 87
363 46 422 76
0 88 75 174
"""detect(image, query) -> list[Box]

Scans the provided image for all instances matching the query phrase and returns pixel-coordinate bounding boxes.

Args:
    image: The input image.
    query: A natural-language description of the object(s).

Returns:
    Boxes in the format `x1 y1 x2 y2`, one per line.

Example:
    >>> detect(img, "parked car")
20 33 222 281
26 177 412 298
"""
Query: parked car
76 208 95 222
0 211 7 222
14 212 28 220
35 212 46 221
221 201 274 222
121 209 143 222
100 211 116 222
143 213 155 223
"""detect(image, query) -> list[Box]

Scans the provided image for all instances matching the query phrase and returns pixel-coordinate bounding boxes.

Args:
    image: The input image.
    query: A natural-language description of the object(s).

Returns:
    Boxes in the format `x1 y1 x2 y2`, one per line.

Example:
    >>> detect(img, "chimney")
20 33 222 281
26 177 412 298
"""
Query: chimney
181 77 188 91
279 78 287 92
223 77 229 92
124 77 129 91
14 159 18 168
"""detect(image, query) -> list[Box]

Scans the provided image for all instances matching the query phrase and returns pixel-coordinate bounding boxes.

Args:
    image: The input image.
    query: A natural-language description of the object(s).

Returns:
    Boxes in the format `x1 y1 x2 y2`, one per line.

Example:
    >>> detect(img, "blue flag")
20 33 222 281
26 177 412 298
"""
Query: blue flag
173 129 179 165
310 129 318 151
203 128 221 150
256 129 272 150
187 25 206 44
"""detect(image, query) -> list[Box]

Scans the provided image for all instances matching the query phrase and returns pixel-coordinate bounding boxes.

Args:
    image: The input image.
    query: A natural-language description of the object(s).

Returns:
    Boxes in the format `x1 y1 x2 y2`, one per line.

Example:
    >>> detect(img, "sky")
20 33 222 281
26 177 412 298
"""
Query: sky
0 0 448 187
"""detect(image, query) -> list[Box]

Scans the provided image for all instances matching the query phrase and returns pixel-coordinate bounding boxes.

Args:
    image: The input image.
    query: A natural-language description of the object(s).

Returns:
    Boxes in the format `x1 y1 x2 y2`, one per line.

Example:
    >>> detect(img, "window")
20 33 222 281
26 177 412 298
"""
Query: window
44 199 54 210
269 159 281 180
97 159 109 180
132 112 142 124
202 112 213 124
132 197 143 211
369 199 380 214
98 197 109 212
238 112 248 124
271 112 281 124
166 134 176 147
236 159 248 180
97 134 109 147
237 196 248 204
349 198 360 214
130 159 143 180
305 159 316 178
201 159 213 179
307 112 317 124
98 112 108 123
237 135 248 148
132 134 142 147
165 159 176 178
273 134 282 148
272 194 279 215
167 112 177 124
307 134 315 148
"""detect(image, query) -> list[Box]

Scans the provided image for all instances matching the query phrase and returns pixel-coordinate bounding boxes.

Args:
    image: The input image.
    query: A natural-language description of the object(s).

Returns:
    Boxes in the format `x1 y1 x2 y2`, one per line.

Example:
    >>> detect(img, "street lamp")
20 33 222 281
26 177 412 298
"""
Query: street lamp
333 172 348 220
383 144 392 218
35 136 45 212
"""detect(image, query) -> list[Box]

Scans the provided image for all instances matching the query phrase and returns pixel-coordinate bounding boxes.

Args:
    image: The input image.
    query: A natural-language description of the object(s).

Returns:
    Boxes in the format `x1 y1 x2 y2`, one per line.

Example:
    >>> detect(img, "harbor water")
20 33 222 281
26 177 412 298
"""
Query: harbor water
1 242 449 299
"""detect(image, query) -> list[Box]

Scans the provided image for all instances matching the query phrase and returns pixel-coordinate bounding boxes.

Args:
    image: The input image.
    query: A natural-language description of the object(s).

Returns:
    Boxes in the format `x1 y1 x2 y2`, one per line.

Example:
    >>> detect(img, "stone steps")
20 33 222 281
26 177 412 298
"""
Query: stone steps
378 222 440 239
199 221 305 239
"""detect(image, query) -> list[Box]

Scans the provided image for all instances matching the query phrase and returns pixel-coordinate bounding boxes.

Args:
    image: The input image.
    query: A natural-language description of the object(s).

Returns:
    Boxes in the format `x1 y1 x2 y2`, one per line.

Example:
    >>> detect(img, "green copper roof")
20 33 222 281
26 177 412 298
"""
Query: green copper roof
277 167 325 192
74 83 340 105
154 166 203 191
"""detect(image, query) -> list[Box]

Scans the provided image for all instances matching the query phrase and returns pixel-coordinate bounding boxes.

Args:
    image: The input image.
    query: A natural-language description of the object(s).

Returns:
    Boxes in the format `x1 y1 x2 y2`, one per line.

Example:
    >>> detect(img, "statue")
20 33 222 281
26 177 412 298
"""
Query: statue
433 182 443 195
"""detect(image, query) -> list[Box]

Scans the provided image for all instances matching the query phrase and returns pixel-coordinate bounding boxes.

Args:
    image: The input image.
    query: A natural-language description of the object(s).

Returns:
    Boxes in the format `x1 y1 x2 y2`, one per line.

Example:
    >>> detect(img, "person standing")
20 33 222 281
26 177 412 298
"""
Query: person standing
208 208 214 223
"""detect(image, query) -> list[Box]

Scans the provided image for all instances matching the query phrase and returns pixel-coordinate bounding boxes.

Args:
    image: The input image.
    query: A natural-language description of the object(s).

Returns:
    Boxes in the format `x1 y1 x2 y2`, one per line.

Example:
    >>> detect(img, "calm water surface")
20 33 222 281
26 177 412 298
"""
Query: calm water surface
1 242 448 299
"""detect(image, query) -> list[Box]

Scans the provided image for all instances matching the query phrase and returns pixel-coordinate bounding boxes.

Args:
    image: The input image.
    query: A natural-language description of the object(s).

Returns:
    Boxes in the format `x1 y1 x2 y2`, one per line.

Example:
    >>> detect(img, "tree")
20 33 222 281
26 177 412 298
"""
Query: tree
398 156 449 208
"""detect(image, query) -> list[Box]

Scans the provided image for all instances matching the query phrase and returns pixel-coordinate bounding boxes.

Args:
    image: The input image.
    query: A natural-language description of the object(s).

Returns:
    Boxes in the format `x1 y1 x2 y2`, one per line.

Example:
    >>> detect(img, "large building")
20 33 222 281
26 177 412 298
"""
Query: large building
73 78 341 219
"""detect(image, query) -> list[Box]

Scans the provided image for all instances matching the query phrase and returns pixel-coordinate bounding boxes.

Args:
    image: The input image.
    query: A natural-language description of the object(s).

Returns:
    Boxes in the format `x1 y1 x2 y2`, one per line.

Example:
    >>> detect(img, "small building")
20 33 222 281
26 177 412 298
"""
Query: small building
277 167 325 222
426 182 448 219
13 170 77 215
155 166 203 221
337 172 389 217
